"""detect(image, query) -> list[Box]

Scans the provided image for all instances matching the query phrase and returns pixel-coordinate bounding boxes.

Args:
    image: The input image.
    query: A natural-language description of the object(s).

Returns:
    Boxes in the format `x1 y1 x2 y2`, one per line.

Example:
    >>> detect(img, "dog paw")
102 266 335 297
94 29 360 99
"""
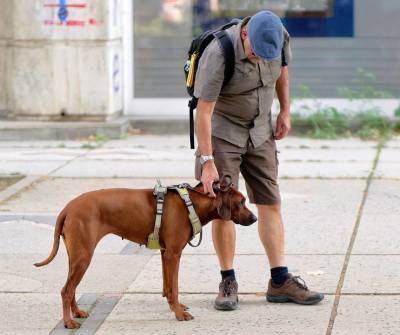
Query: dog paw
180 303 189 311
73 309 89 318
64 319 81 329
175 311 194 321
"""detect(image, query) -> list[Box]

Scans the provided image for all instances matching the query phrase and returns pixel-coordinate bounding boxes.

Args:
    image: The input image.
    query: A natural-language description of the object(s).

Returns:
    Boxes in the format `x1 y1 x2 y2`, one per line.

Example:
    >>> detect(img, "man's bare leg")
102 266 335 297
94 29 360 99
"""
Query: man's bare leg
212 219 236 270
256 204 285 268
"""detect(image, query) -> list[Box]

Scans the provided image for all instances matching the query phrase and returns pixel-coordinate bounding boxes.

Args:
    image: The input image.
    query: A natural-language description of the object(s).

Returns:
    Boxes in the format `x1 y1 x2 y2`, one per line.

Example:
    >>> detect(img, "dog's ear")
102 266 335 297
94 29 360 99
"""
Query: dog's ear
219 175 233 192
217 187 231 220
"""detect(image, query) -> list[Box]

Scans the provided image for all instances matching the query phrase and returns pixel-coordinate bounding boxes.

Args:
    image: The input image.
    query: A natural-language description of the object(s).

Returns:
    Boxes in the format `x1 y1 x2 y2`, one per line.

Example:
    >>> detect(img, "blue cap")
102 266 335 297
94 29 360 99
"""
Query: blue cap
247 11 284 60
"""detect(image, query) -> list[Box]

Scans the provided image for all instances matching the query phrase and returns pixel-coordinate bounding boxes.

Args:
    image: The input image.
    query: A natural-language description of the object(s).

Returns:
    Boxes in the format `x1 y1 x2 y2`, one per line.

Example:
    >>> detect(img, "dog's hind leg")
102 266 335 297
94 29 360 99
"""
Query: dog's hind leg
71 294 89 319
61 232 95 329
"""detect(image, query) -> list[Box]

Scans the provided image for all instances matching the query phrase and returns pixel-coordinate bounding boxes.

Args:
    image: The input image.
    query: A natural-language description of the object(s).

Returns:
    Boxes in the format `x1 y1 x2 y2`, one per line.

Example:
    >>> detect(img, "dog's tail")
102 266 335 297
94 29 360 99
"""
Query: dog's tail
34 208 67 267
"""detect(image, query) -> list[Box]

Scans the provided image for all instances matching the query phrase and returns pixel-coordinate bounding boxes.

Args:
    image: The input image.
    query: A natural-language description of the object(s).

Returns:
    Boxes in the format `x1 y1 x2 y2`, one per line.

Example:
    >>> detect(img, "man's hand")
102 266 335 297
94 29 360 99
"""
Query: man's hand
274 111 291 140
201 160 219 197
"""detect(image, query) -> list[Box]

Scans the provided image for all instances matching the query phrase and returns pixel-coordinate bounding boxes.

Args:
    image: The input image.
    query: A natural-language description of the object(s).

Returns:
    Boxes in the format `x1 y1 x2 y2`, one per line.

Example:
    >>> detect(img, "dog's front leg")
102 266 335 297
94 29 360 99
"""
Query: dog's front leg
164 250 193 321
161 250 167 297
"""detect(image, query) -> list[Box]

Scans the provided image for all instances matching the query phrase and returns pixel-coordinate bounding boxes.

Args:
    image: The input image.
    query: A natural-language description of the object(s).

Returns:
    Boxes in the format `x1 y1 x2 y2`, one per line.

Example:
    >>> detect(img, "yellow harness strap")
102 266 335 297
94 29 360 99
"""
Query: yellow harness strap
147 180 167 250
176 187 202 238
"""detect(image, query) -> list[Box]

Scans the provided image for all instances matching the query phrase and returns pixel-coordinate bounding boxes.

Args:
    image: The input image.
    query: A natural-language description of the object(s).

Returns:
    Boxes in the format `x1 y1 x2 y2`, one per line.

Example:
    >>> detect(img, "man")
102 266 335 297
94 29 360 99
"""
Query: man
194 10 324 310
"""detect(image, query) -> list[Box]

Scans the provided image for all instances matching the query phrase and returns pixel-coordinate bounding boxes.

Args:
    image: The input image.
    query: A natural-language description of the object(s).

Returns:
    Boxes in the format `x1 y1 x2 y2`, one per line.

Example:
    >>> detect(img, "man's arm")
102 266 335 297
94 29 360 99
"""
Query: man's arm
195 98 219 197
274 66 291 140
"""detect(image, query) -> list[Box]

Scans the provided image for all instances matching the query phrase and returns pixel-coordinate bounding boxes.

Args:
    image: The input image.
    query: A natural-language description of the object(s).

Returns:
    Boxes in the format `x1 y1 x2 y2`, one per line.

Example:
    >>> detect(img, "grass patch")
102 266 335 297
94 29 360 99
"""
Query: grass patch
291 109 399 140
291 69 399 140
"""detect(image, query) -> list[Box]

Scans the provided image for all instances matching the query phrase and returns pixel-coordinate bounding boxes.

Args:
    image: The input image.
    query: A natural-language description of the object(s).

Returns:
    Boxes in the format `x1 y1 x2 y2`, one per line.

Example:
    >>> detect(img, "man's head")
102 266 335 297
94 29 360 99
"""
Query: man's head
241 10 284 64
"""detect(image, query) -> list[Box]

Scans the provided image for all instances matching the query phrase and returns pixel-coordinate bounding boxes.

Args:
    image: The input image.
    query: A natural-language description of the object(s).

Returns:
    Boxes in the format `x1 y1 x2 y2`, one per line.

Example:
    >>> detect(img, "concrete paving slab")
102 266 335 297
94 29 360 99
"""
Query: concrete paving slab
0 293 67 335
86 147 191 161
280 148 375 162
279 161 372 178
0 220 129 254
375 144 400 178
277 137 377 149
0 254 152 294
96 294 334 335
0 161 66 176
342 256 400 293
383 138 400 148
332 296 400 335
380 148 400 162
0 176 41 203
129 254 343 294
103 135 192 150
374 161 400 179
0 140 88 148
52 160 196 178
104 135 377 150
53 159 374 179
0 148 86 161
353 180 400 254
0 176 23 192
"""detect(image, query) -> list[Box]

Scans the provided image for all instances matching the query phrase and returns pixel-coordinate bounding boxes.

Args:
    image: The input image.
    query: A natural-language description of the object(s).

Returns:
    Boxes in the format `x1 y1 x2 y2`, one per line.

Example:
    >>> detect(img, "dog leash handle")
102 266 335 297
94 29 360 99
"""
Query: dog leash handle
188 229 202 248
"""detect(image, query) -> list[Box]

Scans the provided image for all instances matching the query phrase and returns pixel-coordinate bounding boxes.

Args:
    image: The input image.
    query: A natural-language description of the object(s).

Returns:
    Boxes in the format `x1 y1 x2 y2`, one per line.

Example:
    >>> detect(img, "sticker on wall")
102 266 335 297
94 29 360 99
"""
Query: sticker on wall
113 54 120 94
43 0 98 27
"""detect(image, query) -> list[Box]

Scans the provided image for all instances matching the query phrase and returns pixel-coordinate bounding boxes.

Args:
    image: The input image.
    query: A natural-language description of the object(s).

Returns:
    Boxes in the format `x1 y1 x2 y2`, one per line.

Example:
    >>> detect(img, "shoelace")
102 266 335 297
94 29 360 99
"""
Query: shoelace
220 279 237 297
291 276 309 291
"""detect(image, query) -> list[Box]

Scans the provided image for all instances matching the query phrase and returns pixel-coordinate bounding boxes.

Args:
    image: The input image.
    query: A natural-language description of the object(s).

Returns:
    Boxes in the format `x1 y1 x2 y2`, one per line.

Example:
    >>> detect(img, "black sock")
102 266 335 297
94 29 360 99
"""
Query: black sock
221 269 236 280
271 266 289 285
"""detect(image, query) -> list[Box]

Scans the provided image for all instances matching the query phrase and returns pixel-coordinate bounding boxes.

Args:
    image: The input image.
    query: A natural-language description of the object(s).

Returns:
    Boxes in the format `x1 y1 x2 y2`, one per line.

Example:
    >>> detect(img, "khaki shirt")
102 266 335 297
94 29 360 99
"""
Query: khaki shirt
194 17 292 148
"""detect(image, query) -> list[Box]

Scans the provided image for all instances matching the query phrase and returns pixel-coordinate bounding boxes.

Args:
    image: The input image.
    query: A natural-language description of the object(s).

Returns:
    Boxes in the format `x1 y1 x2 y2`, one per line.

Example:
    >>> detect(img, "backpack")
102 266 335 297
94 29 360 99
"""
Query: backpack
184 19 240 149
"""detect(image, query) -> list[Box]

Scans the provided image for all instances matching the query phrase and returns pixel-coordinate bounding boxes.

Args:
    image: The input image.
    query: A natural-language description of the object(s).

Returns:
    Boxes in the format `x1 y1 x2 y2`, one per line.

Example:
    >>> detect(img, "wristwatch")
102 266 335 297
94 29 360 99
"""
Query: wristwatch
200 155 214 165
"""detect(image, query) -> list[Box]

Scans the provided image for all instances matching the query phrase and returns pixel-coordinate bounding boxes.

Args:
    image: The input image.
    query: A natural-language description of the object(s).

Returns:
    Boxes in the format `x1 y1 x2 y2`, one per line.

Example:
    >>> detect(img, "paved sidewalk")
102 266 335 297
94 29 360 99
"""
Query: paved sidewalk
0 135 399 335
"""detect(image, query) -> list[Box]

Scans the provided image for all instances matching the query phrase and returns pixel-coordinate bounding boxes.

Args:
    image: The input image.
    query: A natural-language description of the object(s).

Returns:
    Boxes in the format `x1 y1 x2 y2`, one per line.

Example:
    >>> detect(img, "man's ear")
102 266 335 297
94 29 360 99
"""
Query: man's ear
217 190 231 220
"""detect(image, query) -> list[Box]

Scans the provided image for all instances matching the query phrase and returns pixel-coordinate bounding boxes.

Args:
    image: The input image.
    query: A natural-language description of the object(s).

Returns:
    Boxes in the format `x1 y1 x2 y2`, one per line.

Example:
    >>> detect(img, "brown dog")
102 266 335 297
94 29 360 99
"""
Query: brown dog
34 176 256 328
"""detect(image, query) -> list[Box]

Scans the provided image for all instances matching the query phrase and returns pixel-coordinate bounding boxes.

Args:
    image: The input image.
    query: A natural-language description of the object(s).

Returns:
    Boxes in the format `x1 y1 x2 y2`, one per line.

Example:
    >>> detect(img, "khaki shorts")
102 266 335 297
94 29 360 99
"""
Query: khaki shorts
195 136 281 205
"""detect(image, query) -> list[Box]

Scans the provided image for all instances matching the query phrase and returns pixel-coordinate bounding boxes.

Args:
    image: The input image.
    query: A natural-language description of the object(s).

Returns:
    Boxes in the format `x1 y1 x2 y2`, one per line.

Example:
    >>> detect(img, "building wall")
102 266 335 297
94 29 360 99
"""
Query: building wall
133 0 400 99
1 0 123 121
289 0 400 98
0 1 13 116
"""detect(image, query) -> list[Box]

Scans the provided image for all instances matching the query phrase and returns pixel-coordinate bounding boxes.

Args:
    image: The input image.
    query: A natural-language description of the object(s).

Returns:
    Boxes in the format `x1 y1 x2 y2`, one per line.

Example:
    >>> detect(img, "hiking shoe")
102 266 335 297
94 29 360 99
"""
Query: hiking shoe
214 277 239 310
266 273 324 305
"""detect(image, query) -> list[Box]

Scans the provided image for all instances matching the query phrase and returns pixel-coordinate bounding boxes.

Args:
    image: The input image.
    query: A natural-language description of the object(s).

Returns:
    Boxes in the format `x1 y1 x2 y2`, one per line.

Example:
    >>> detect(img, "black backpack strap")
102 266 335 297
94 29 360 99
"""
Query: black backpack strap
188 22 236 150
189 97 198 149
214 30 235 85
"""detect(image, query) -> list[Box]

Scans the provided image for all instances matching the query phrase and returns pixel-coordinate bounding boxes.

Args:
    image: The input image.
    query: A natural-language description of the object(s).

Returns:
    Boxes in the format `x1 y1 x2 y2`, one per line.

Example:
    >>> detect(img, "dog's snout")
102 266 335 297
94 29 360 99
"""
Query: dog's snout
248 213 257 225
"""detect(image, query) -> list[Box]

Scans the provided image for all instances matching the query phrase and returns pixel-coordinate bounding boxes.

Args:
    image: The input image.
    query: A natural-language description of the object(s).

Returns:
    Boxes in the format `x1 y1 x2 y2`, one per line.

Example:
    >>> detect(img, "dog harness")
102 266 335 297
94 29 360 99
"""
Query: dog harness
147 180 203 250
147 180 168 250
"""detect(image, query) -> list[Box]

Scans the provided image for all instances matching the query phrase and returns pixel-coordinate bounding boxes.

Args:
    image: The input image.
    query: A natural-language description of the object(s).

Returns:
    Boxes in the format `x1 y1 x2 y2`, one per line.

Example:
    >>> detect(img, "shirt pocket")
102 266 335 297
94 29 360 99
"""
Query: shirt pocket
260 59 281 86
269 60 282 82
221 63 259 95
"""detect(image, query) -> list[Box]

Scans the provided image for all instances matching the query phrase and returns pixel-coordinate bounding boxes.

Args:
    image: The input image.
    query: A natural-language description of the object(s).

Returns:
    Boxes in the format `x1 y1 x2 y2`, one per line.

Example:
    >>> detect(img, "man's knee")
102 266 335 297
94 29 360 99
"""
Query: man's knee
256 203 281 213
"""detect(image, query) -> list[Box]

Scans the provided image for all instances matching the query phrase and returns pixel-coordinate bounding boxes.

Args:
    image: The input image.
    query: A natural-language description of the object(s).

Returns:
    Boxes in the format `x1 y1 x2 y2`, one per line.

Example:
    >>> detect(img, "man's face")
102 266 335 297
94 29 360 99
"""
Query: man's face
241 26 262 64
